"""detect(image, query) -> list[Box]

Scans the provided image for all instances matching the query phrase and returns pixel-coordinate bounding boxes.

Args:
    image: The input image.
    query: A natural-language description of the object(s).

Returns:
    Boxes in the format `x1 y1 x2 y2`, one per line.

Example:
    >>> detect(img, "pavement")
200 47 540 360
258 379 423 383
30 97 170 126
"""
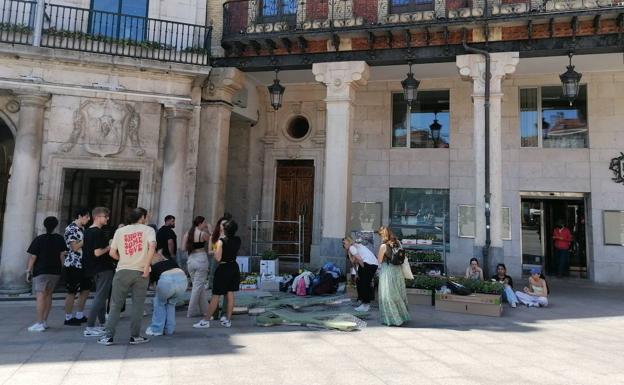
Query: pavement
1 279 623 385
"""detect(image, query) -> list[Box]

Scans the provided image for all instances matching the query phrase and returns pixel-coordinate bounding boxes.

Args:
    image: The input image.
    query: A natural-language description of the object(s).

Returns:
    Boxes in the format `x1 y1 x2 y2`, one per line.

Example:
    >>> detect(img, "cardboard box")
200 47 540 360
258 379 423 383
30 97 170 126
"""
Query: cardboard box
236 256 250 273
435 293 502 317
260 260 279 275
406 288 434 306
239 284 257 291
258 279 280 292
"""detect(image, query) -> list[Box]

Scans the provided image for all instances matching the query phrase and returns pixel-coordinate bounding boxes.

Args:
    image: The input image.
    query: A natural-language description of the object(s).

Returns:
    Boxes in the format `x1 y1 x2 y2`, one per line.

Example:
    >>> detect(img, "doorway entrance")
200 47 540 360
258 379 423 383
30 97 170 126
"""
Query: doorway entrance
61 169 140 230
0 118 14 245
273 160 314 262
521 193 587 278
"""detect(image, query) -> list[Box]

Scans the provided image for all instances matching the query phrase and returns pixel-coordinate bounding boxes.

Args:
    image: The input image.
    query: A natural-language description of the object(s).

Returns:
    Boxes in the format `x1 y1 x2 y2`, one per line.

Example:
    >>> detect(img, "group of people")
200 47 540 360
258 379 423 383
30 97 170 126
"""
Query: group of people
343 226 411 327
25 207 242 346
466 258 549 308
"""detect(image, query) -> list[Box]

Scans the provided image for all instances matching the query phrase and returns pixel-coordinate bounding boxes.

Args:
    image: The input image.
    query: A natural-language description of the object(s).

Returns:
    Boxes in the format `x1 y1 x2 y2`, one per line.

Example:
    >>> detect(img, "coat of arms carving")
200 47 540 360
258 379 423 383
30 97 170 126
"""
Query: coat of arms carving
60 99 144 157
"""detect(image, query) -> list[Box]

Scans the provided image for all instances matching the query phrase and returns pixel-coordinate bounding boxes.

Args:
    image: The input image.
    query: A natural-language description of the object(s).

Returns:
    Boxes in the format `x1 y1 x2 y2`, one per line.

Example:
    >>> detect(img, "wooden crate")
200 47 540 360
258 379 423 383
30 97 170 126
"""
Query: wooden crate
406 288 434 306
435 293 503 317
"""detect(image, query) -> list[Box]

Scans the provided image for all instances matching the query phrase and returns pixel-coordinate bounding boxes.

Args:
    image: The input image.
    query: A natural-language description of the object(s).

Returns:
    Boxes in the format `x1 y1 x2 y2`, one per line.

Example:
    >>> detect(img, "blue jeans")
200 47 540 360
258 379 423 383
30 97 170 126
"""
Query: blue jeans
502 286 518 306
149 271 188 335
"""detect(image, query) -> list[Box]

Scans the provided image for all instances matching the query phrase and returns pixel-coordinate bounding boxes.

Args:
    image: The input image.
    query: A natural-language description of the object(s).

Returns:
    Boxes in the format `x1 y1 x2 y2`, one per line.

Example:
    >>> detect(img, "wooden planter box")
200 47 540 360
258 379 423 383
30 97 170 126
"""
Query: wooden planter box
435 293 503 317
407 288 434 306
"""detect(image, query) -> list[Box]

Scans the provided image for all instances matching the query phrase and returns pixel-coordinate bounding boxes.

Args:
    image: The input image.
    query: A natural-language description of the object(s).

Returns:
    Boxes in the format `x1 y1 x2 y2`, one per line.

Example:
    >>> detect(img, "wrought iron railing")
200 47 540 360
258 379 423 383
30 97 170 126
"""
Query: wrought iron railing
0 0 35 45
0 0 211 65
223 0 622 38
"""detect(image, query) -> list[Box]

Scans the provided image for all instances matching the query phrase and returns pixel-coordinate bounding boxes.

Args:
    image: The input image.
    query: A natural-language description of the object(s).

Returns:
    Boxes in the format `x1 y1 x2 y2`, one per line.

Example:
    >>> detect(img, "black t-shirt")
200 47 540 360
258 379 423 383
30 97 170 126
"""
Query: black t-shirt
491 274 514 288
156 226 177 258
220 236 241 263
150 258 180 284
27 233 66 277
83 227 115 276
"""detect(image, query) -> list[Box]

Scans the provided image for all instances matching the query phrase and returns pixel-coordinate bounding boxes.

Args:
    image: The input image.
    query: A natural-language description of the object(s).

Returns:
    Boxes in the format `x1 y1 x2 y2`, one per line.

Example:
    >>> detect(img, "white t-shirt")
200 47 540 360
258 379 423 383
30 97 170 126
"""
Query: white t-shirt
348 243 378 266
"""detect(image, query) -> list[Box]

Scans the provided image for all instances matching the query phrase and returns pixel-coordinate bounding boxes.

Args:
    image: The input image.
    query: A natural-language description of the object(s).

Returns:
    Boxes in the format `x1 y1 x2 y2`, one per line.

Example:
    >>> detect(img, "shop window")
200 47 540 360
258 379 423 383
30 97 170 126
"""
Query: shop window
90 0 149 40
392 91 450 148
389 188 450 247
260 0 297 21
520 85 588 148
390 0 435 13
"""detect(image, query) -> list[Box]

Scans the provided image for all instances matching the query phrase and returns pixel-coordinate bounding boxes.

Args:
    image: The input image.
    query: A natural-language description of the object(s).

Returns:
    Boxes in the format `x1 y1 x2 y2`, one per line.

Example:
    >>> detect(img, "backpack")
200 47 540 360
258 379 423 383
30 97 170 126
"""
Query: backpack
388 243 405 265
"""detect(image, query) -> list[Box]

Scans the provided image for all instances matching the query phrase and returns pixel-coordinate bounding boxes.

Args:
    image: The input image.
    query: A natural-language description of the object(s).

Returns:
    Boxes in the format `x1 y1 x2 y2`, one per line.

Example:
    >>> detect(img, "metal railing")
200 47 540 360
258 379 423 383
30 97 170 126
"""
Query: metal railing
0 0 211 65
0 0 35 45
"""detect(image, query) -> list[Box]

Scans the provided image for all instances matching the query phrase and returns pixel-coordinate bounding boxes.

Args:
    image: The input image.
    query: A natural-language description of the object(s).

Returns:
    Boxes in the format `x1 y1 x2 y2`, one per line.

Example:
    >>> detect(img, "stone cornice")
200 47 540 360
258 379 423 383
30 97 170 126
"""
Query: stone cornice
202 67 245 104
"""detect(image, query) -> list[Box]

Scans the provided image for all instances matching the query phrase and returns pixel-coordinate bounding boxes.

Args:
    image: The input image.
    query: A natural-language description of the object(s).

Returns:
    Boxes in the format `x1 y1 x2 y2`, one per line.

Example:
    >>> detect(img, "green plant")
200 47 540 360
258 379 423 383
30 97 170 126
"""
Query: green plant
0 22 33 34
406 275 446 291
261 249 278 261
452 277 504 295
406 250 442 262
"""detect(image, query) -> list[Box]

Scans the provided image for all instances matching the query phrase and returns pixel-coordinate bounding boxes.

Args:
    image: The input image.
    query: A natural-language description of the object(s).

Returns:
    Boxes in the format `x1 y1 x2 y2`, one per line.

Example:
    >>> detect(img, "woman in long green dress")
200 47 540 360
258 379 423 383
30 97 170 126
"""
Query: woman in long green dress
376 226 410 326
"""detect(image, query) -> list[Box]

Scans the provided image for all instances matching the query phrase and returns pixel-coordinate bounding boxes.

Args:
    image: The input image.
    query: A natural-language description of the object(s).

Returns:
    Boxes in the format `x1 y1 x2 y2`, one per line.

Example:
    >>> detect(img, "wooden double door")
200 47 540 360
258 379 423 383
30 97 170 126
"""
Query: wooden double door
273 160 314 262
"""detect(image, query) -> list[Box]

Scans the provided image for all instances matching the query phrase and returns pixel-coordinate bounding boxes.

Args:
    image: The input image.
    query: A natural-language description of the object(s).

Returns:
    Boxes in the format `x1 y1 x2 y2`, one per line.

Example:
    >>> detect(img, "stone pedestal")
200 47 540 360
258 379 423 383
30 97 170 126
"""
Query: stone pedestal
312 61 369 259
0 93 49 294
457 52 519 271
159 105 193 246
195 68 244 225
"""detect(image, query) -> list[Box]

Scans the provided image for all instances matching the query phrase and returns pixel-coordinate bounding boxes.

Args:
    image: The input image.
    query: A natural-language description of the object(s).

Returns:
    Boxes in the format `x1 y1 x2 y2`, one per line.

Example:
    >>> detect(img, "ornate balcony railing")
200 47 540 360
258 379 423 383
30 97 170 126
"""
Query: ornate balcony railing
0 0 211 65
223 0 620 38
0 0 35 45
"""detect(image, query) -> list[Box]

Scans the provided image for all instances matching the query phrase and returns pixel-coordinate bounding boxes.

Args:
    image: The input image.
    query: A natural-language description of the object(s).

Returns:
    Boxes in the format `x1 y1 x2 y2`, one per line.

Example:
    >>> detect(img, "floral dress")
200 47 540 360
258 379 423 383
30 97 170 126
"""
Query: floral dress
378 246 410 326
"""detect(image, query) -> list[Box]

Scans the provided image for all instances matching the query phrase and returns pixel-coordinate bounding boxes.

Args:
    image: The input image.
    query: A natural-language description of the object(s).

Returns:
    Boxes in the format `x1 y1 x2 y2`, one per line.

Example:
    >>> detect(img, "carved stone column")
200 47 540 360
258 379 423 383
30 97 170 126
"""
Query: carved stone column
312 61 369 262
195 68 244 224
456 52 519 270
159 104 193 249
0 92 49 293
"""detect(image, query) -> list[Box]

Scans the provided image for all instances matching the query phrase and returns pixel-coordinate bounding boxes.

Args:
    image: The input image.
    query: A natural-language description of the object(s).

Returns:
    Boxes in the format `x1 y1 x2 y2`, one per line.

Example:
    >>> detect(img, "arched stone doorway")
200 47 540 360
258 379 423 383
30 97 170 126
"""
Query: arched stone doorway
0 118 15 246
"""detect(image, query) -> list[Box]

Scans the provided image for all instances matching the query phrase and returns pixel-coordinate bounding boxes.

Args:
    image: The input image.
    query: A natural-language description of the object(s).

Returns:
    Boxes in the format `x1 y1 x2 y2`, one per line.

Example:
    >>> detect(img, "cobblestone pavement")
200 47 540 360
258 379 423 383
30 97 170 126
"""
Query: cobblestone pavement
1 280 623 385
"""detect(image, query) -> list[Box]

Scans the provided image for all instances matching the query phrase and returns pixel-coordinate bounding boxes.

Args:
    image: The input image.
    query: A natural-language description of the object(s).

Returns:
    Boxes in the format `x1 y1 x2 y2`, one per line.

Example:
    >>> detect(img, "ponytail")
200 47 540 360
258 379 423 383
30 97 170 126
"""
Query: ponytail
185 216 205 253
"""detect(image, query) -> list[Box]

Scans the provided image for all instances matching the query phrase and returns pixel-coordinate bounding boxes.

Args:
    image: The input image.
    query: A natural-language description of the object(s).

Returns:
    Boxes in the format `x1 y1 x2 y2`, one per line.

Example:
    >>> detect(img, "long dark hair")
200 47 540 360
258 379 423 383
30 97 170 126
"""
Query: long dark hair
186 216 205 253
211 213 232 246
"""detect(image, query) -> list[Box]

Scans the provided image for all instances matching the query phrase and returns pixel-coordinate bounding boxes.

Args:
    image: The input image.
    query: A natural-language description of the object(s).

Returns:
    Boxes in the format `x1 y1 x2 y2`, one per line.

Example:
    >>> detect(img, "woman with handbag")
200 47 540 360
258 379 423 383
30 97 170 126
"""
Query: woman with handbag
376 227 410 326
342 237 378 312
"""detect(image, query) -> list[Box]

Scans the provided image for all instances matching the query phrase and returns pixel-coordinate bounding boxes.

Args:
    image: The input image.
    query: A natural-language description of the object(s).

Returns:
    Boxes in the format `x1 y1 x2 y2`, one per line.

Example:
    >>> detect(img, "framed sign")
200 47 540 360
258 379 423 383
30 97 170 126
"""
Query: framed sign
458 205 476 238
603 210 624 246
502 207 512 240
350 202 382 232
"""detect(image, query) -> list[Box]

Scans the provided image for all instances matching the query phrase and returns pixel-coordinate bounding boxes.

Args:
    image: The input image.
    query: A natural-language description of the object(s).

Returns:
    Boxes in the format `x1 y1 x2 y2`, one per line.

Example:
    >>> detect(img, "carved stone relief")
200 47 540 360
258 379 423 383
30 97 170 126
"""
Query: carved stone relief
60 99 144 157
5 100 19 114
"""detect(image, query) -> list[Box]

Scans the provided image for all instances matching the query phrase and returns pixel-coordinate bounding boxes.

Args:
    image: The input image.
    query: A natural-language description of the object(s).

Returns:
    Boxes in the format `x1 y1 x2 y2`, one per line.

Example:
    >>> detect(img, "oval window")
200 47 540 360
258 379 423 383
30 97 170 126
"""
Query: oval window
287 116 310 140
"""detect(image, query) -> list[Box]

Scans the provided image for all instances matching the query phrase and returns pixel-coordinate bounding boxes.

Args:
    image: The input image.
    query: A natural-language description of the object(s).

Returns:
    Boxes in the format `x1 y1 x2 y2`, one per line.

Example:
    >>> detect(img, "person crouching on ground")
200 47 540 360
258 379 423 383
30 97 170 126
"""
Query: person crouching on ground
26 216 67 332
491 263 518 308
145 247 187 336
193 220 241 329
376 226 410 326
97 207 156 346
515 267 549 307
343 237 378 312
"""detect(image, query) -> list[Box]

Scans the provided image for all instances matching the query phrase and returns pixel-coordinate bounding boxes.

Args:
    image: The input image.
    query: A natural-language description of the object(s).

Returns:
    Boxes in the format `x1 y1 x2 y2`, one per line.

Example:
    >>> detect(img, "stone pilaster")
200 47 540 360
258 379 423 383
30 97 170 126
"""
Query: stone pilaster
312 61 369 261
159 104 193 252
196 68 244 225
0 92 49 293
456 52 519 269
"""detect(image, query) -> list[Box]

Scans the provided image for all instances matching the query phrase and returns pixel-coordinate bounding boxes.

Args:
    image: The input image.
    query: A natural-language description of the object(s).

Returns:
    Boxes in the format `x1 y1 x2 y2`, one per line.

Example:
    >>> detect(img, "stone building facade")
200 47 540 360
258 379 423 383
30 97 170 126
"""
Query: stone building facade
0 0 623 292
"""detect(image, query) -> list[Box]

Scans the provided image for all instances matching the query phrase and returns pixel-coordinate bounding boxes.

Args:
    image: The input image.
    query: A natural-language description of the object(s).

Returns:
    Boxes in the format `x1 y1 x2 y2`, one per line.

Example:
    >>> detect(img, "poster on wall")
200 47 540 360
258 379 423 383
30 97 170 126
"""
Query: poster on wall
350 202 382 232
502 207 512 240
603 211 624 245
458 205 476 238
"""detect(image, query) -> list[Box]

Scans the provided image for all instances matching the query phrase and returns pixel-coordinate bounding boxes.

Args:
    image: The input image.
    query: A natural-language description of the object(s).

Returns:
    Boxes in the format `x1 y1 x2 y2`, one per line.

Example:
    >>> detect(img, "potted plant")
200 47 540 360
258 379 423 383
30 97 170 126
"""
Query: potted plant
260 249 279 276
435 277 504 317
405 275 445 305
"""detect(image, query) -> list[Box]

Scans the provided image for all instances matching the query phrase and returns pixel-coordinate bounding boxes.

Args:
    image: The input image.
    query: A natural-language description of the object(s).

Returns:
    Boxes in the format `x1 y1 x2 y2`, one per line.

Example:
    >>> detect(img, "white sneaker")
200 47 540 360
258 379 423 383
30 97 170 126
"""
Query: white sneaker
511 302 517 308
28 323 45 332
192 320 210 329
42 321 49 329
83 327 106 337
220 316 228 323
354 304 370 312
220 319 231 328
145 327 163 336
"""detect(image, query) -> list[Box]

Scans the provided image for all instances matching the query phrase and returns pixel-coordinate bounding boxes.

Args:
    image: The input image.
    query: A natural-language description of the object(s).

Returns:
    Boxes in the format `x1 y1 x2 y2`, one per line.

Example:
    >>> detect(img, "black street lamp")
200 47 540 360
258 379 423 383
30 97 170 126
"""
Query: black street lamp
429 113 442 147
268 69 285 110
401 62 420 108
559 52 582 106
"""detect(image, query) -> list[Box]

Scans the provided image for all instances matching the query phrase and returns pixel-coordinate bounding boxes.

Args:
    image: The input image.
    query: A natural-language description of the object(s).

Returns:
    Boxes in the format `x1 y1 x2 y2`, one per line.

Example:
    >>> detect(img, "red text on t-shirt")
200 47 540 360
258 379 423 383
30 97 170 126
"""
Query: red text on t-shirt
123 232 144 256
